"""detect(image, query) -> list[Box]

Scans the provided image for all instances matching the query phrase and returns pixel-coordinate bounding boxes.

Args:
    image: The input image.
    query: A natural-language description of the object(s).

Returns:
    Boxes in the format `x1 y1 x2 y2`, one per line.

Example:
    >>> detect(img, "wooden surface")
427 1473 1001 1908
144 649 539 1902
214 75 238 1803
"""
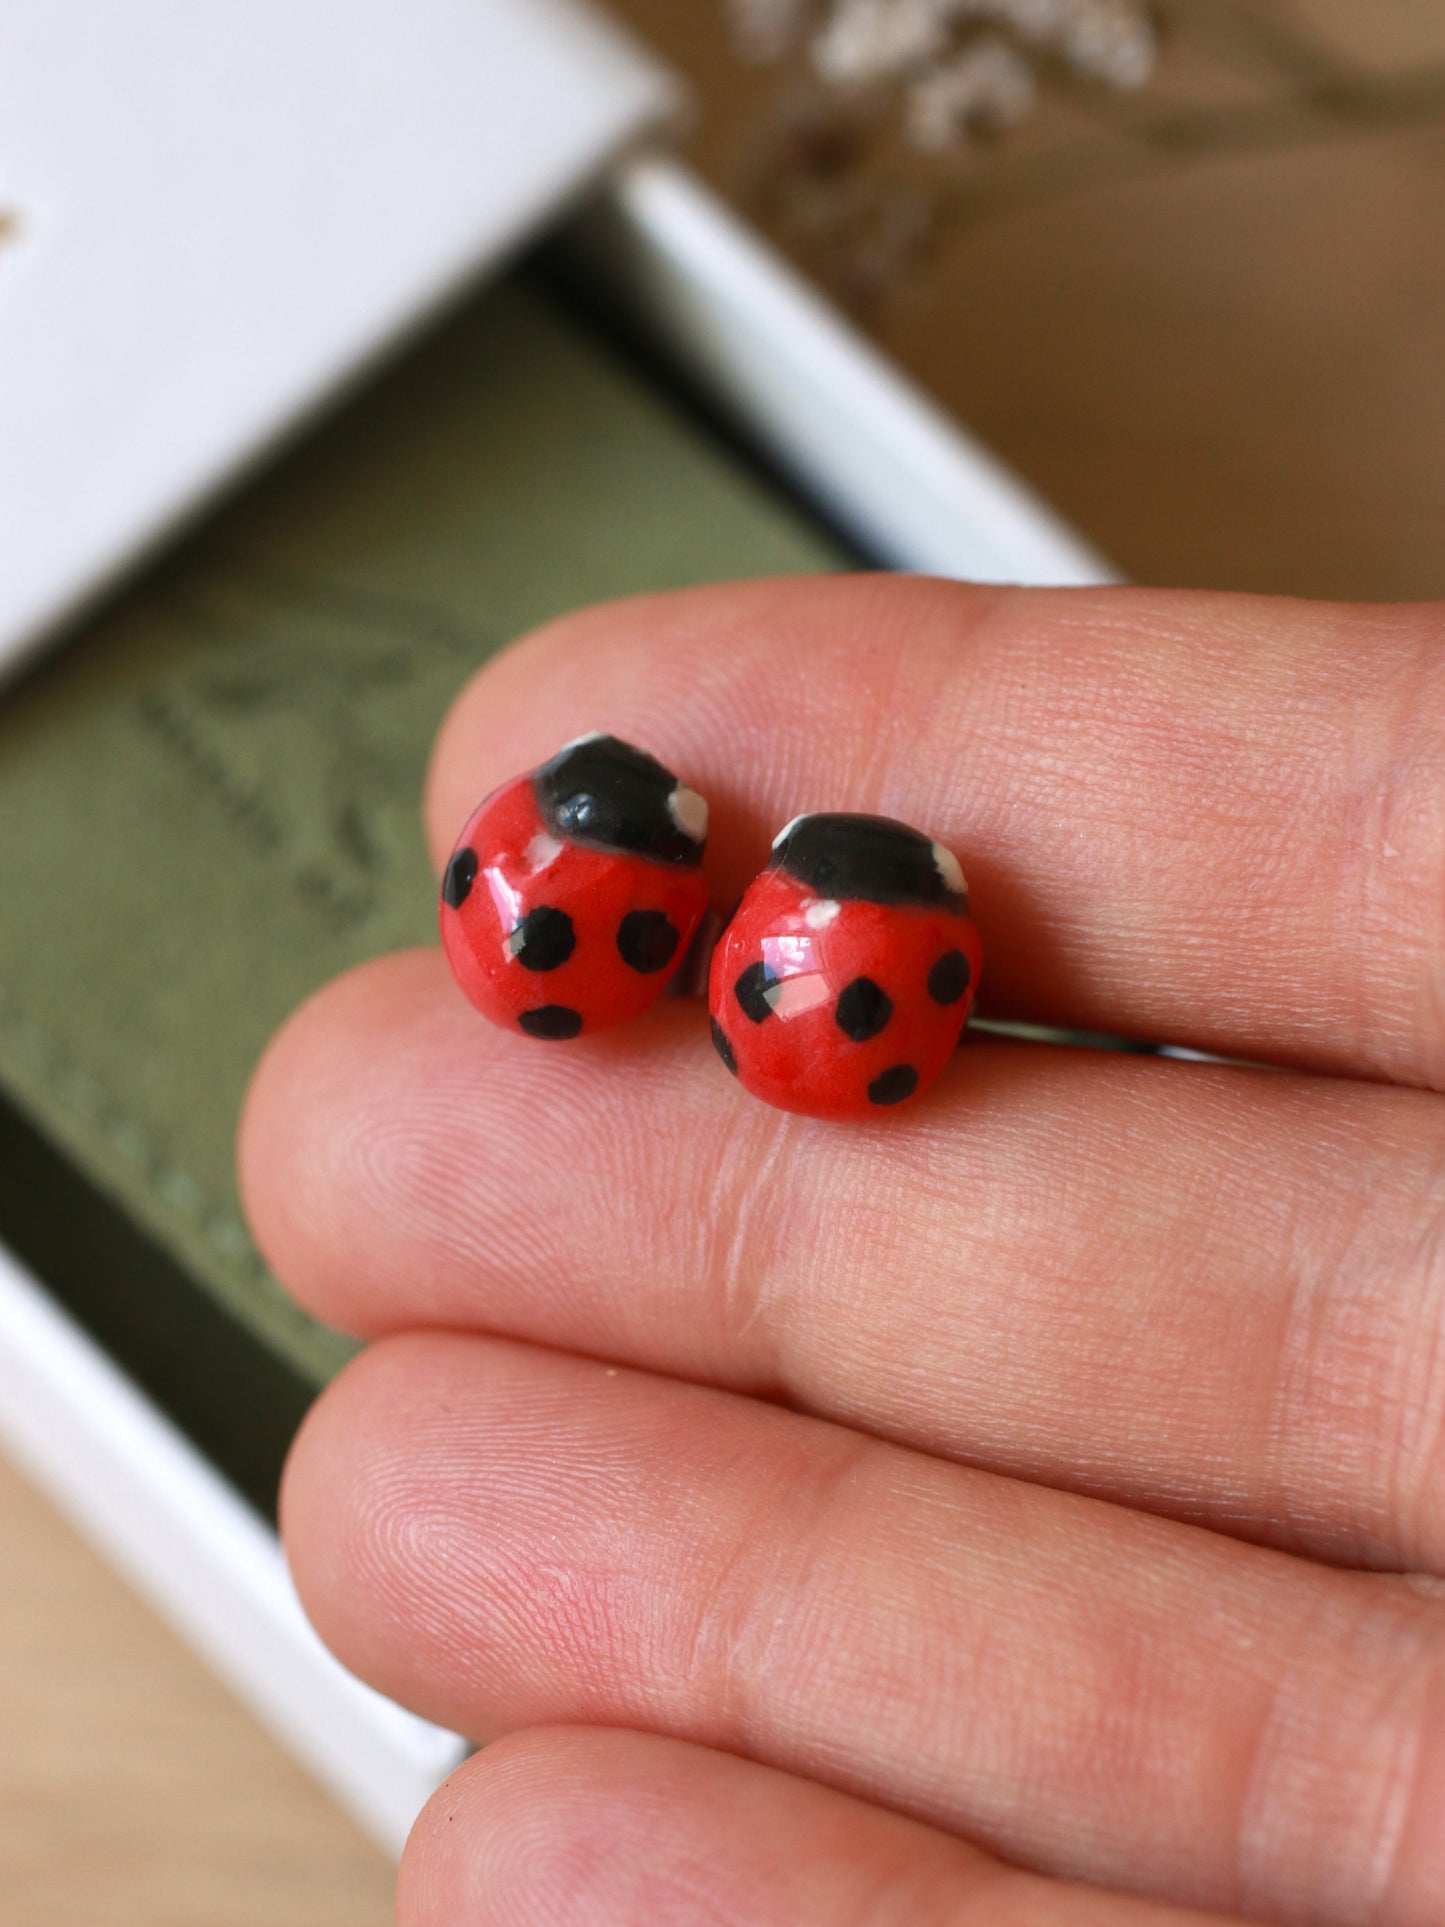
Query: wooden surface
0 1451 395 1927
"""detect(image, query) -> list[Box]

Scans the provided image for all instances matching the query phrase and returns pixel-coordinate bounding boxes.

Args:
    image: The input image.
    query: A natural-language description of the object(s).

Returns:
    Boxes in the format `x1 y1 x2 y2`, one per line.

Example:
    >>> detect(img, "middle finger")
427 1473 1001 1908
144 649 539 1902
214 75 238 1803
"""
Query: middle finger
241 949 1445 1572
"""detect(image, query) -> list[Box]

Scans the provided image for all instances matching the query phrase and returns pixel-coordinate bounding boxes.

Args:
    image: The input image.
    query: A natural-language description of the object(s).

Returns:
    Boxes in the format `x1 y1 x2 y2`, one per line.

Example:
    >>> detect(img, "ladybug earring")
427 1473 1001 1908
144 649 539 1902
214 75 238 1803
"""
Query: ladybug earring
708 813 982 1118
440 733 710 1039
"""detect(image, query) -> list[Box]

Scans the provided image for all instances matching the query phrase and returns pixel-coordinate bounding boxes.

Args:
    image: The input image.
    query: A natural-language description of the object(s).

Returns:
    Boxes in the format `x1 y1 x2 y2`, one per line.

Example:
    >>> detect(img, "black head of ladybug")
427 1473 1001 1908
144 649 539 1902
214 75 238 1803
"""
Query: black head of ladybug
770 813 967 911
532 734 707 867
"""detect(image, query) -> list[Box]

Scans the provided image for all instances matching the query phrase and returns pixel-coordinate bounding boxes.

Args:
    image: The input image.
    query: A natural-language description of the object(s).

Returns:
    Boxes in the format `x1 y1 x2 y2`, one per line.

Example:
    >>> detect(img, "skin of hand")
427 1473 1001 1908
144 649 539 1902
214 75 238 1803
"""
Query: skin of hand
238 577 1445 1927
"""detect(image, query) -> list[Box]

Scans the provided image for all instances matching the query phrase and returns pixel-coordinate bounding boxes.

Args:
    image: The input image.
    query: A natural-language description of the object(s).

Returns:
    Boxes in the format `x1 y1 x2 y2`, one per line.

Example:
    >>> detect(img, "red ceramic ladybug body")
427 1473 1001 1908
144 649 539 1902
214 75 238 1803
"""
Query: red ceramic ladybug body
708 813 982 1118
441 734 709 1039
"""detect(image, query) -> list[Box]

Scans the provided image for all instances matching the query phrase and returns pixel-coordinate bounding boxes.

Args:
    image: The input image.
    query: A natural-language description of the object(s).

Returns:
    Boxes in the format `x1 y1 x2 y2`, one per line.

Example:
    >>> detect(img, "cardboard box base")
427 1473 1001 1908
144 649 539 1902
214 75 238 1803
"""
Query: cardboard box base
0 157 1110 1859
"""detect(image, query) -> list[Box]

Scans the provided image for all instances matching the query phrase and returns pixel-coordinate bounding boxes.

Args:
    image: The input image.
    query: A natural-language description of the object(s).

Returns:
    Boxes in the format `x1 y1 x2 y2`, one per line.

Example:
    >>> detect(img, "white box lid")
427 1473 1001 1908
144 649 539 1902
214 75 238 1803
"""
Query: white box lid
0 0 677 674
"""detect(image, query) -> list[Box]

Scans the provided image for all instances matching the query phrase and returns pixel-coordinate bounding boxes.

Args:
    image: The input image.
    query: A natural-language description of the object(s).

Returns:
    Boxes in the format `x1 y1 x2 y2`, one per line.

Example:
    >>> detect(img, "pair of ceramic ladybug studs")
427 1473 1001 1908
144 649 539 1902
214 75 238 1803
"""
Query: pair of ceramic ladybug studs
440 734 982 1120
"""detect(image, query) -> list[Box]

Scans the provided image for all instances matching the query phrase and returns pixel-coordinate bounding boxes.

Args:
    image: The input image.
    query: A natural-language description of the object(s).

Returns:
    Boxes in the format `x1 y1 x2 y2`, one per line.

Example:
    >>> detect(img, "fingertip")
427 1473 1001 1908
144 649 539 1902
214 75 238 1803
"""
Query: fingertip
276 1337 385 1675
238 949 450 1334
420 574 998 890
397 1730 596 1927
396 1728 829 1927
279 1331 464 1705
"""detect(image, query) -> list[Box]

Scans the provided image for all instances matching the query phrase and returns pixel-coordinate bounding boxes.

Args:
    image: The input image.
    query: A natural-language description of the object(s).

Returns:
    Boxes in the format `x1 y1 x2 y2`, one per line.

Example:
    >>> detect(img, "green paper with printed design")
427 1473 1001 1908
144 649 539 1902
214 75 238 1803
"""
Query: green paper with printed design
0 275 843 1509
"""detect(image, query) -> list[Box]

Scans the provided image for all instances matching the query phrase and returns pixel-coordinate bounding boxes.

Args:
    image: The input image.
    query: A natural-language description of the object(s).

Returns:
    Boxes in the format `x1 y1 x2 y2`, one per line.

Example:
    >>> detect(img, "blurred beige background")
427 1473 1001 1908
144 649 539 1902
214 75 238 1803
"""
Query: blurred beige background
6 4 1444 1923
617 0 1445 597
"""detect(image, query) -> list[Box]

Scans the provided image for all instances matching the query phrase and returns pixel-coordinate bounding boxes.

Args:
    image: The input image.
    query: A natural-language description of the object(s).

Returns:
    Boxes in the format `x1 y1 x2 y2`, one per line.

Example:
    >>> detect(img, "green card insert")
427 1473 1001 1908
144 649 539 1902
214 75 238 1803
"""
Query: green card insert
0 273 844 1514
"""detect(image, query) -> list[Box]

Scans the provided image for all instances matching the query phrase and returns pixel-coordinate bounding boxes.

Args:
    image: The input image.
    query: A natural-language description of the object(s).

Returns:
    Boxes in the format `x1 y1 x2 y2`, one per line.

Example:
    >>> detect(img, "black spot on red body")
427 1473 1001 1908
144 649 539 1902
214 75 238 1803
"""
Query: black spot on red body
734 960 778 1024
518 1006 584 1040
510 905 575 972
868 1064 918 1106
442 847 478 909
617 909 681 975
928 950 969 1006
710 1018 739 1076
835 976 893 1043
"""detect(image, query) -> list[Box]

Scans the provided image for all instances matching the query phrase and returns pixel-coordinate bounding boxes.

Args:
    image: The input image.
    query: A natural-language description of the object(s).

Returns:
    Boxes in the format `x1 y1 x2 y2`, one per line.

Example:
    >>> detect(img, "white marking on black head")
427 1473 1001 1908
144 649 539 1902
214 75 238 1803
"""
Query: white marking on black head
533 734 704 867
932 842 966 898
771 813 967 911
803 898 841 929
667 784 708 845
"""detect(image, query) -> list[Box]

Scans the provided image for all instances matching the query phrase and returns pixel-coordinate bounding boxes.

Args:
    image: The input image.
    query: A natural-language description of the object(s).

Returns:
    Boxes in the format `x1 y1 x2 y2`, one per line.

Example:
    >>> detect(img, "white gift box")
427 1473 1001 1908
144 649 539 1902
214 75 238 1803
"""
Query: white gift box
0 0 1110 1859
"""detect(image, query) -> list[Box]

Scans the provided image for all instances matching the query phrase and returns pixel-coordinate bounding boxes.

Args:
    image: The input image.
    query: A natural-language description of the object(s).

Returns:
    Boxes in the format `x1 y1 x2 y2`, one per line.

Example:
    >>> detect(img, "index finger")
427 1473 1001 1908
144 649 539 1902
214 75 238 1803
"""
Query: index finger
424 576 1445 1087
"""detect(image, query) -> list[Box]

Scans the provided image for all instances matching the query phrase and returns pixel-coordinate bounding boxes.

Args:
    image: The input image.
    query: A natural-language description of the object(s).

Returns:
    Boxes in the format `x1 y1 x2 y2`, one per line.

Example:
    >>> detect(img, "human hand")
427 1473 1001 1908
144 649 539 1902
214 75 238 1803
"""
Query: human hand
240 577 1445 1925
